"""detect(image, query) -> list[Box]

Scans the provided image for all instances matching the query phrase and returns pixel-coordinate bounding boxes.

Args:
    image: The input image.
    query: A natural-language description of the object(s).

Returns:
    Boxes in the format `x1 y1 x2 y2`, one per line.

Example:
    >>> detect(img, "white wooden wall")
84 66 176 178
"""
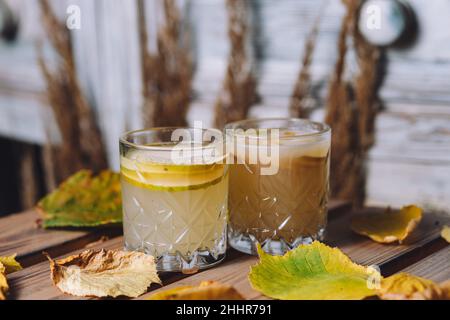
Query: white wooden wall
0 0 449 212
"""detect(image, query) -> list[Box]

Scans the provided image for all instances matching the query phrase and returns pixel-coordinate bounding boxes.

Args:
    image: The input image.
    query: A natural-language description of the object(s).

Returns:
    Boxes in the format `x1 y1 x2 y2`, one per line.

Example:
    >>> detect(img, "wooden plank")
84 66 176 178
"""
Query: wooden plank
141 210 448 300
7 203 448 300
325 209 449 276
0 209 122 267
399 246 450 283
6 238 245 300
5 200 349 300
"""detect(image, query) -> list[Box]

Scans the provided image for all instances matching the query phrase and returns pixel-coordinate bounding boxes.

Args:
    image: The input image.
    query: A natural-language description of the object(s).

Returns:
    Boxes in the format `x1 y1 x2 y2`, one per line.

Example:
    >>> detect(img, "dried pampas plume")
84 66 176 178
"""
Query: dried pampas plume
38 0 107 188
325 0 384 207
289 4 324 119
138 0 193 127
214 0 259 128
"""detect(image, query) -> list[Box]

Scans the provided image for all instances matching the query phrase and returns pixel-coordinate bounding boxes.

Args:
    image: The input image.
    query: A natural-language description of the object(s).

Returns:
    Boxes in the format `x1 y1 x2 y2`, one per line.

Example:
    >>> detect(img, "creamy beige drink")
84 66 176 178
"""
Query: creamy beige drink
120 129 228 272
226 119 331 255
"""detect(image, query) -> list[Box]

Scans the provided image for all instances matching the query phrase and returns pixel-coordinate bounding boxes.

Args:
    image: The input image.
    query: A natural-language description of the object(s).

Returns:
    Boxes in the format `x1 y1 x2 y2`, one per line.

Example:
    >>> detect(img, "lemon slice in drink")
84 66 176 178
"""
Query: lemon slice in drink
120 154 226 192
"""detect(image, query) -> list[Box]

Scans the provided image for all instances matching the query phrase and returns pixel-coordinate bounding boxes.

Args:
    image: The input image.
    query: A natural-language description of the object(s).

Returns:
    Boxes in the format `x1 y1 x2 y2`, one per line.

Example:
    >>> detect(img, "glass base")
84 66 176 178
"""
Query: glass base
124 244 226 274
156 250 226 274
228 227 325 256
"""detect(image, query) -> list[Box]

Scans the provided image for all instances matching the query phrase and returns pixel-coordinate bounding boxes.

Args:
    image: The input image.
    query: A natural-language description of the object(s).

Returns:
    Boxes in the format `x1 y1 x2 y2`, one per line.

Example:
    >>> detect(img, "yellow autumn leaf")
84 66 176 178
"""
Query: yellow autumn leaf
149 281 245 300
411 280 449 300
379 273 450 300
46 249 160 298
441 225 450 243
249 241 380 300
0 263 8 300
0 254 22 300
0 254 23 274
351 205 422 244
37 170 122 228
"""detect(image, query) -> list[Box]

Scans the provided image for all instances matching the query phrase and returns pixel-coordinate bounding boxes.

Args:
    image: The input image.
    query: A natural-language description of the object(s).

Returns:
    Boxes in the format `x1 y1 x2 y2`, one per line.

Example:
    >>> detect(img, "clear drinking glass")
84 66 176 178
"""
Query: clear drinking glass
225 118 331 255
120 128 228 273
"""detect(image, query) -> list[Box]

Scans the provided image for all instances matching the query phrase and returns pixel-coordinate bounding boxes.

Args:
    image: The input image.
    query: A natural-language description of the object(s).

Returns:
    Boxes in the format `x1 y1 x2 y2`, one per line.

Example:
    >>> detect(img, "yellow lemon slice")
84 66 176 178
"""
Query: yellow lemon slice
120 156 226 192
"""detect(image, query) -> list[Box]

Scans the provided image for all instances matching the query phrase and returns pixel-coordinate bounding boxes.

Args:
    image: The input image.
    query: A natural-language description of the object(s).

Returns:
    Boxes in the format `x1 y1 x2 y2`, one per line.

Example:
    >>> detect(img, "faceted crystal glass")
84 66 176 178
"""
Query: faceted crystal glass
225 118 331 255
120 128 228 273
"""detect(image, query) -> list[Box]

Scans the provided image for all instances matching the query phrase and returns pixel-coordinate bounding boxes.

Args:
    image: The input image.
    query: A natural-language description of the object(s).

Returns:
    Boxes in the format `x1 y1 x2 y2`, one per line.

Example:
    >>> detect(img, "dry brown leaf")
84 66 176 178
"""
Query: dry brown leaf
379 273 450 300
149 281 245 300
46 249 160 298
410 280 450 300
351 205 422 244
441 225 450 243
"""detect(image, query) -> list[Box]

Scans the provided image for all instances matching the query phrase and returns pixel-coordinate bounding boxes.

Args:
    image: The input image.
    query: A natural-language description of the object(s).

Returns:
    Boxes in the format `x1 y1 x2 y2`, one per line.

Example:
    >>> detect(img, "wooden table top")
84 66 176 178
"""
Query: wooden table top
1 200 448 300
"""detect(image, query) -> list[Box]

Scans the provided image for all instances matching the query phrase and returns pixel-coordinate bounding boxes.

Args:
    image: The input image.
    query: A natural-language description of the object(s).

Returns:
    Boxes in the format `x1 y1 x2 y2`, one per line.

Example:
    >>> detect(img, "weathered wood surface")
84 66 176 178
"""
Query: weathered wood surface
4 202 448 300
3 200 349 299
400 246 450 283
0 209 121 267
1 200 347 299
141 210 449 300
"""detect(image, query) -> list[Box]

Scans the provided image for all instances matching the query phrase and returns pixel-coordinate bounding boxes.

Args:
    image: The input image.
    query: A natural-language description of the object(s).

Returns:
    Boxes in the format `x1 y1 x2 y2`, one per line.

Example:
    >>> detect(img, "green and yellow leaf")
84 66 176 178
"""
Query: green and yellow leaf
149 281 245 300
249 241 380 300
37 170 122 228
351 205 422 244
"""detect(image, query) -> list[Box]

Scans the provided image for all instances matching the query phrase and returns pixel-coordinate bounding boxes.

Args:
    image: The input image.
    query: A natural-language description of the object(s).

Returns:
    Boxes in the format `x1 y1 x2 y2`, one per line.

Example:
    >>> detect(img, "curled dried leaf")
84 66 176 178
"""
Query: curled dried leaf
46 249 160 298
441 225 450 243
0 263 8 300
0 254 21 300
249 241 380 300
379 273 449 300
410 280 450 300
0 254 22 274
149 281 245 300
37 170 122 228
351 205 423 244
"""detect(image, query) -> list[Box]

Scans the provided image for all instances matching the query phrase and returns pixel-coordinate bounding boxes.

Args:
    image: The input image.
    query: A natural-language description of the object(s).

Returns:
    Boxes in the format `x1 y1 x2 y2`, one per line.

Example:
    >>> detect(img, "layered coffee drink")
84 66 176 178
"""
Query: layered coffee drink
225 119 331 255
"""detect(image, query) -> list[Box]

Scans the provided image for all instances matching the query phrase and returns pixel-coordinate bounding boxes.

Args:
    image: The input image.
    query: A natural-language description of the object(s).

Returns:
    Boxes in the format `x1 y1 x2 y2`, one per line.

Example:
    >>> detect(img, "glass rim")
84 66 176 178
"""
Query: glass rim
224 117 331 140
120 127 224 151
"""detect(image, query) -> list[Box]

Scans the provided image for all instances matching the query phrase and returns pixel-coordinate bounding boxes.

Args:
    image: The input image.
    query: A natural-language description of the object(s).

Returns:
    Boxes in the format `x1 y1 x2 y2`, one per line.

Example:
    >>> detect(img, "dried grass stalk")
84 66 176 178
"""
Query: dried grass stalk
138 0 193 127
38 0 107 185
353 21 383 153
289 6 323 118
325 0 383 207
19 145 38 209
214 0 258 128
